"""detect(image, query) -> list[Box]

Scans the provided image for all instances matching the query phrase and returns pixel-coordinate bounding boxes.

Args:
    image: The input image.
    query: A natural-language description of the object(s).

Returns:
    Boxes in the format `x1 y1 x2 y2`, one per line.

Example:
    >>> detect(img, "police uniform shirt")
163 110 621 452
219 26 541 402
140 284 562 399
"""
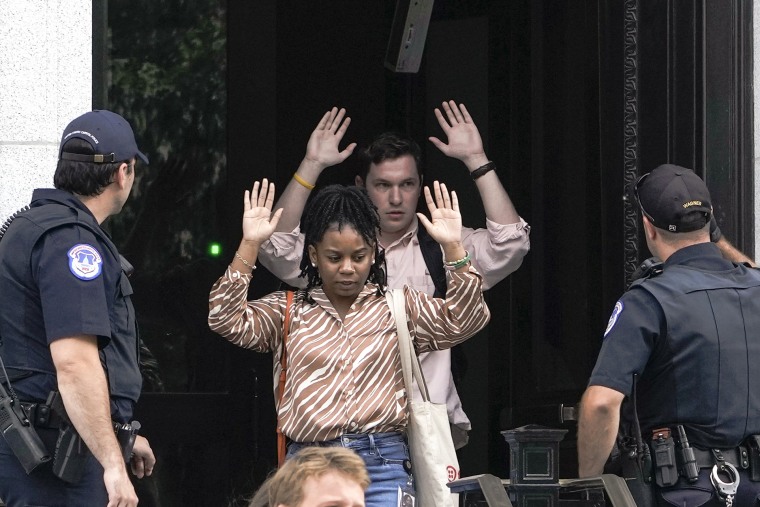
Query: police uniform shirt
588 242 760 448
0 189 141 421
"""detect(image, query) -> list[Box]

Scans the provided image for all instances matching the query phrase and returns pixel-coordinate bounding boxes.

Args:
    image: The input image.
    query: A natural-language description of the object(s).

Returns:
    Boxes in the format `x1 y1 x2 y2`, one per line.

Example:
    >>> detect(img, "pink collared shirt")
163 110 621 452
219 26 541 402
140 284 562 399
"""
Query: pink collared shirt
259 217 530 290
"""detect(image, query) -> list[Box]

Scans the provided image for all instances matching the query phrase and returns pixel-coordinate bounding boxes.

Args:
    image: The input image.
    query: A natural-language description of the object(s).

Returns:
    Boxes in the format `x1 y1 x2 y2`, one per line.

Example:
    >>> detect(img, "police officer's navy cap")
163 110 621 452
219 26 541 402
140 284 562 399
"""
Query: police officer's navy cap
59 110 149 165
635 164 712 233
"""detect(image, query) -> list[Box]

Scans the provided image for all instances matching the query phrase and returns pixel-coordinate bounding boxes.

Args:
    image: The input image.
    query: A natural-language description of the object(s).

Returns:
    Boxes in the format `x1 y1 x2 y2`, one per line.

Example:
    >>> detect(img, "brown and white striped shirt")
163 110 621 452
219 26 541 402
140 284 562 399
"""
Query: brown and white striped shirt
208 266 490 442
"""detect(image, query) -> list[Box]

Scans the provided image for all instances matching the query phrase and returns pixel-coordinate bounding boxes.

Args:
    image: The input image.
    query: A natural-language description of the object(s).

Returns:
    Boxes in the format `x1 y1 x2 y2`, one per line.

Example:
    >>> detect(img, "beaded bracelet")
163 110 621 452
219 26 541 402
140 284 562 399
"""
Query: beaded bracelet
443 250 471 270
293 173 315 190
470 161 496 180
235 251 257 270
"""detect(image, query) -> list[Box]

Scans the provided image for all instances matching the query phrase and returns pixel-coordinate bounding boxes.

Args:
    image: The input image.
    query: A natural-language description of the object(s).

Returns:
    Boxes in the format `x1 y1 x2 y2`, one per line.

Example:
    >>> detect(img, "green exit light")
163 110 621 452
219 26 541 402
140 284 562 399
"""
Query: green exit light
208 242 222 257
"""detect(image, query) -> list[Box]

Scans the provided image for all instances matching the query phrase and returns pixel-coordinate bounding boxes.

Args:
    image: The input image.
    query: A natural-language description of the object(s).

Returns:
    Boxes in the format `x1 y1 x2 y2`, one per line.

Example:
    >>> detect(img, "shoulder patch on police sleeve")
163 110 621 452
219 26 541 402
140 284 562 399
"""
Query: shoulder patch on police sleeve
604 301 624 338
68 244 103 280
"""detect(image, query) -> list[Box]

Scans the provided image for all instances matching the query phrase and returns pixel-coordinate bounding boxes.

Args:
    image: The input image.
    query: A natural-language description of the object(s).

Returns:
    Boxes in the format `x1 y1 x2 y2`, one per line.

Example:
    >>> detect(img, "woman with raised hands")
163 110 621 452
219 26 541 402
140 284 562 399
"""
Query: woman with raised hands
208 179 489 506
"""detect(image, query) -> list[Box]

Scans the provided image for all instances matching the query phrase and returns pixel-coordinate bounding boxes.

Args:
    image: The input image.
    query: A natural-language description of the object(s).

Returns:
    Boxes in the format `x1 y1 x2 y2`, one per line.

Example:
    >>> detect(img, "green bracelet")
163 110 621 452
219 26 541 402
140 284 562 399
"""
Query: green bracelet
444 250 471 270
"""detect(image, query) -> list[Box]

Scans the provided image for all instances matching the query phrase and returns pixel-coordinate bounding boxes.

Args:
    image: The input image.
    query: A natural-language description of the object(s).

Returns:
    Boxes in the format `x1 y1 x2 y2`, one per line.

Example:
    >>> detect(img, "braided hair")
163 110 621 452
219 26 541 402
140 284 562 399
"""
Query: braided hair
299 185 386 294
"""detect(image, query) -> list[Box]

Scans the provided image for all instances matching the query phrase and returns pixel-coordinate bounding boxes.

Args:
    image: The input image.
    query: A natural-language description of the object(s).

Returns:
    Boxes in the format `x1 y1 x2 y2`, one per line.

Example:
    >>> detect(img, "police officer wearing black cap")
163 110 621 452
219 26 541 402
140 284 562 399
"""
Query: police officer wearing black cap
0 110 156 506
578 164 760 507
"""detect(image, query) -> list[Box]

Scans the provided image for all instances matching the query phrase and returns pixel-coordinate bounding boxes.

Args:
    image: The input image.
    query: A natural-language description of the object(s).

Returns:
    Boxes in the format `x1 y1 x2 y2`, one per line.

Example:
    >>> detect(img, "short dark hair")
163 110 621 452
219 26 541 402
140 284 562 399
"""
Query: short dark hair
55 138 131 197
298 185 386 292
357 131 423 183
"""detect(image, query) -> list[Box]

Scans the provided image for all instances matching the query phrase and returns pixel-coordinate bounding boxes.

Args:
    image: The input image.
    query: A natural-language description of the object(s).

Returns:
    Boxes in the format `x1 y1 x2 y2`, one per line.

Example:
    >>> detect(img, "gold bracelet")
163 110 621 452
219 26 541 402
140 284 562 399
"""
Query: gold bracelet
235 251 256 270
293 173 315 190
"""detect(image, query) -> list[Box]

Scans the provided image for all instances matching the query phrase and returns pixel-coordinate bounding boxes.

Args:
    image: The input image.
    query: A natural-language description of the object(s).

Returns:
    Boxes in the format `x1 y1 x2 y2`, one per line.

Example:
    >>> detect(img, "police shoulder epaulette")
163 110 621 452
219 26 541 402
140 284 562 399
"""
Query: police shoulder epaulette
0 205 31 242
627 257 663 289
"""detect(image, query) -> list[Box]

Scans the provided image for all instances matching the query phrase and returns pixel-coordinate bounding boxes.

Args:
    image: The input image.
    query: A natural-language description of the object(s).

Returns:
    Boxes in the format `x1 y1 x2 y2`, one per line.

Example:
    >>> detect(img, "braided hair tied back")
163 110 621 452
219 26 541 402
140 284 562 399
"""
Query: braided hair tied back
298 185 386 293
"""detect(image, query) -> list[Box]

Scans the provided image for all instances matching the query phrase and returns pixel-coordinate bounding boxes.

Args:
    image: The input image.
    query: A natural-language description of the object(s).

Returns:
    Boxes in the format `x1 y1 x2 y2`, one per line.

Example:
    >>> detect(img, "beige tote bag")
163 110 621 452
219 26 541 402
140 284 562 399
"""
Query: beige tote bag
386 289 460 507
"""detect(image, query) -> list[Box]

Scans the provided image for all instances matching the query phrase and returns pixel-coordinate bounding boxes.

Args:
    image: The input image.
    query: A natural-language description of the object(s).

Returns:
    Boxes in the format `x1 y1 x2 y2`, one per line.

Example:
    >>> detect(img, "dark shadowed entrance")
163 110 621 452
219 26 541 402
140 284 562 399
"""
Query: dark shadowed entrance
95 1 753 505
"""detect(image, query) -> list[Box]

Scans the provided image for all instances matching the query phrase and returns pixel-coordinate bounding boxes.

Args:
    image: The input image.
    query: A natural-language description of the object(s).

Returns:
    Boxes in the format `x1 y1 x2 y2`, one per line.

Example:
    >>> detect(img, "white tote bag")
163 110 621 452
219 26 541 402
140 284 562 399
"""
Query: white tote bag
386 289 460 507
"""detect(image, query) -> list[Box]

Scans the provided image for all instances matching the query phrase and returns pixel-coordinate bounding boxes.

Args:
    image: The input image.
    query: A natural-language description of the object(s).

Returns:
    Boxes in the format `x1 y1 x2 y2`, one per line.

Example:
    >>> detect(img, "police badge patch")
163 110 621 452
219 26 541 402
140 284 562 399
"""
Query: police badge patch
604 301 624 337
68 244 103 280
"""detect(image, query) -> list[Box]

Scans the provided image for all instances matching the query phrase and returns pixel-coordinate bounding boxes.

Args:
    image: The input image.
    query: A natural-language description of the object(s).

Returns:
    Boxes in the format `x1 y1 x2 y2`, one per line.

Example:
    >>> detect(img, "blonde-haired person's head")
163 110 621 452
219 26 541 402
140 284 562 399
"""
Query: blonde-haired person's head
248 447 370 507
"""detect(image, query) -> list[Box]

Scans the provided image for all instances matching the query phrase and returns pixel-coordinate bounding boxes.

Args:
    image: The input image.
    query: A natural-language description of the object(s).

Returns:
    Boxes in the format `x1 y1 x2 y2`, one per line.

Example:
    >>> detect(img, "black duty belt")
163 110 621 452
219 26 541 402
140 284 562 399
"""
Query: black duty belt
22 401 132 436
692 447 751 470
20 401 64 429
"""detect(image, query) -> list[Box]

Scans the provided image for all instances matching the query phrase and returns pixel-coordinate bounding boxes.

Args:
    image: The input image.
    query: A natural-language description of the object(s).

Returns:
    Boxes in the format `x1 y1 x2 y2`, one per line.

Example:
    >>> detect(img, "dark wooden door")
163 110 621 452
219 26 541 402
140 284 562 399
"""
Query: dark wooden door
458 0 755 479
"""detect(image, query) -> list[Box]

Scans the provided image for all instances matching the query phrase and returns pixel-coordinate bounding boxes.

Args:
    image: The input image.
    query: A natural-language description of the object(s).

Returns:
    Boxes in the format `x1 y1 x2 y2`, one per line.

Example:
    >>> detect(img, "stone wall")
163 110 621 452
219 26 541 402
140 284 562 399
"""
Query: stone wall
0 1 91 221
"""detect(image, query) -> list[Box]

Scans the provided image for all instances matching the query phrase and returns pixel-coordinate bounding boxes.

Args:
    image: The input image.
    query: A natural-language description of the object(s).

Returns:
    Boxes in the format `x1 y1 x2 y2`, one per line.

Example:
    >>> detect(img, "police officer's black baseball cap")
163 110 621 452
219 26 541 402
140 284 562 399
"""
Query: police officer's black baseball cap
58 110 149 165
634 164 712 233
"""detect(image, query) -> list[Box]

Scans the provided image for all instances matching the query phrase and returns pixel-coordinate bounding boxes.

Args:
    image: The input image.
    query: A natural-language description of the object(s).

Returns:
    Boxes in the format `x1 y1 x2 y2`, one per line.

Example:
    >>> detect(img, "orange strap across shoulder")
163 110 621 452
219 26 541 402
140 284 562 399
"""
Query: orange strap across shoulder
276 290 293 467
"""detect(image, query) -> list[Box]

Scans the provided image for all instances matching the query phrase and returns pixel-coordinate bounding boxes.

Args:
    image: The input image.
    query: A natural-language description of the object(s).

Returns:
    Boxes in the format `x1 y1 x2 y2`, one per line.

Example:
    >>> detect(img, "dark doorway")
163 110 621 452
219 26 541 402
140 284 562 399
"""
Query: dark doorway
96 1 753 505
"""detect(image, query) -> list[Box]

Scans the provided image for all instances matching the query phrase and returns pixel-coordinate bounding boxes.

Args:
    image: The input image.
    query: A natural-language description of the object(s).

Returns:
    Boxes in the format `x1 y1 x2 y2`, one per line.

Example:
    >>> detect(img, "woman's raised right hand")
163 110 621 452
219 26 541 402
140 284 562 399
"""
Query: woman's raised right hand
242 179 283 244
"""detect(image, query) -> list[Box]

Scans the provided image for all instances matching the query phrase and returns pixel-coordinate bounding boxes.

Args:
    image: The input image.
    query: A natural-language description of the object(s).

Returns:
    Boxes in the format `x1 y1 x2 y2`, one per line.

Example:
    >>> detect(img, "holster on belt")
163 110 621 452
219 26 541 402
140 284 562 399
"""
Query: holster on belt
650 427 678 488
46 392 143 480
47 392 90 484
52 422 88 483
114 420 141 464
748 435 760 482
618 438 656 507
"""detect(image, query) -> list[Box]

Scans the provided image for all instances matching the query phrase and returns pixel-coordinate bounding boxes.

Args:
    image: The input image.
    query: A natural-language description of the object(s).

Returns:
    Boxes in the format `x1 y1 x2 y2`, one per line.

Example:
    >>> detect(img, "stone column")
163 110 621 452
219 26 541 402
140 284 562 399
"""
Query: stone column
0 1 92 220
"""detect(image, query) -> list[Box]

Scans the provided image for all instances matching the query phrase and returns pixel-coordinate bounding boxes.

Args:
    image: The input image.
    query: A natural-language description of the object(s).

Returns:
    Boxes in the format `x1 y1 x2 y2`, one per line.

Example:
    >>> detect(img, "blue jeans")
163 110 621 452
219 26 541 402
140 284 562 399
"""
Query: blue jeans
287 432 413 507
0 427 108 506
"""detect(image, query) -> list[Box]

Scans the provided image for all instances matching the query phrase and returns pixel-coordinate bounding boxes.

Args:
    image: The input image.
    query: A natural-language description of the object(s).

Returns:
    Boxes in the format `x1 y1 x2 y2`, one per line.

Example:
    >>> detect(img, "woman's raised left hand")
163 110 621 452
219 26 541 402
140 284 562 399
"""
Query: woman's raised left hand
416 181 462 247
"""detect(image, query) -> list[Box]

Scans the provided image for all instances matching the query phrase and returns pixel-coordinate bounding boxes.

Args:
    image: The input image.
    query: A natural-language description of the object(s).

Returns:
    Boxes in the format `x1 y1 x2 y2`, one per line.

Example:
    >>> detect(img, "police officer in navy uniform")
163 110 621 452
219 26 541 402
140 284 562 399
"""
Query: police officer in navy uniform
0 110 156 506
577 164 760 506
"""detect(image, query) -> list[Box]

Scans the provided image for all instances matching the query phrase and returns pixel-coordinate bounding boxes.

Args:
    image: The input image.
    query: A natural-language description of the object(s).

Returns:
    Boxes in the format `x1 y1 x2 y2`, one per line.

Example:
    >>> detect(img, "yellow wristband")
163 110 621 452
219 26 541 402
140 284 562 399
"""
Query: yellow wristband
293 173 315 191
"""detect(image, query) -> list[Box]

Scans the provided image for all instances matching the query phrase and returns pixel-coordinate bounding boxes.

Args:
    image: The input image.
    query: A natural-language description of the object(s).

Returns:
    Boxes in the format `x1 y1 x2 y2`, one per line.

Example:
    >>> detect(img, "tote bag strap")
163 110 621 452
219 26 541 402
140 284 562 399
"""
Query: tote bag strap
277 290 294 467
385 289 430 402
